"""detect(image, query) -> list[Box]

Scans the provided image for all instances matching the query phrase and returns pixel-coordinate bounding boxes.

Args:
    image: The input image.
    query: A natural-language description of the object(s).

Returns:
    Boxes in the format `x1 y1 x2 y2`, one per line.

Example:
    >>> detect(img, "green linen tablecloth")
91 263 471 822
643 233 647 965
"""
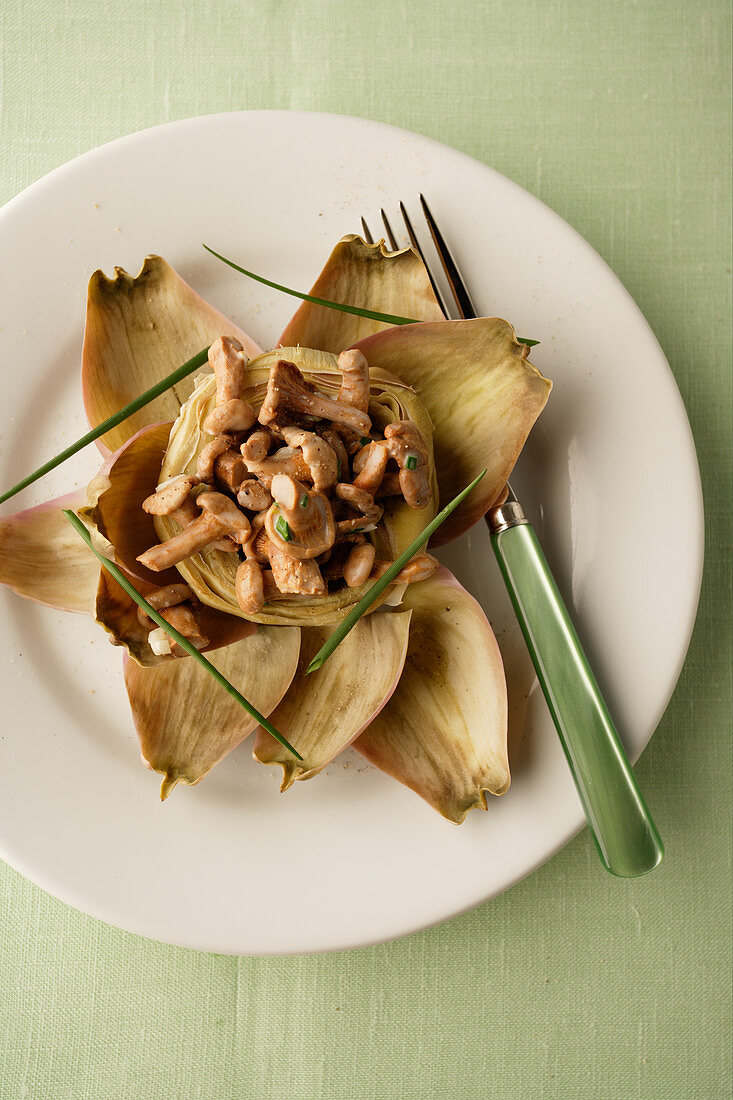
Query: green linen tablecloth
0 2 730 1098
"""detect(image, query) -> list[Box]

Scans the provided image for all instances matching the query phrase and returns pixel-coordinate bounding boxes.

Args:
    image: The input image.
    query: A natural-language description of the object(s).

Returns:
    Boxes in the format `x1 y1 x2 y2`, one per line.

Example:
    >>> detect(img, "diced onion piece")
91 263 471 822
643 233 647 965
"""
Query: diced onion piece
148 627 172 656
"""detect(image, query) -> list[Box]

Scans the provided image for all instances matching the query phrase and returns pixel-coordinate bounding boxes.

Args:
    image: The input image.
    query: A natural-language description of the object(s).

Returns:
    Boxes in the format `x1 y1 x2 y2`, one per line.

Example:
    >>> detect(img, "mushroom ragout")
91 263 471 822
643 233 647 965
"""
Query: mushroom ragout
137 336 438 640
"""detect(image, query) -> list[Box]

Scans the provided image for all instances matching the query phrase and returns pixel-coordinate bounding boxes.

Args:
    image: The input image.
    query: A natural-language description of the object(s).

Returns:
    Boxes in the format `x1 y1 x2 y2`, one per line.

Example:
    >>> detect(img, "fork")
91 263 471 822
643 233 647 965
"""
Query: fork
360 198 664 877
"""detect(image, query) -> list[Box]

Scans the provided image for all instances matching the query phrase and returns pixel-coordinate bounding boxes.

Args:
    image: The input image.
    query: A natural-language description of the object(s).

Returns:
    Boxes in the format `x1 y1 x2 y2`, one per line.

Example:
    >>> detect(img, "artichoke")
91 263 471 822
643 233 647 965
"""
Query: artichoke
0 235 551 821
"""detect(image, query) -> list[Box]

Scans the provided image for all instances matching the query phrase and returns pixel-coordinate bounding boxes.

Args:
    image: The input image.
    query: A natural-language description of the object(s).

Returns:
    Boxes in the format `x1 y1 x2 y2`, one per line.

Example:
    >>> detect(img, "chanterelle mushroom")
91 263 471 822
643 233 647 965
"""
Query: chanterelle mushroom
395 553 439 584
240 443 311 487
142 475 198 515
196 436 231 483
235 559 265 615
266 541 327 596
343 539 376 588
241 511 268 562
240 428 274 463
264 474 336 560
334 482 384 525
336 349 370 413
136 583 210 655
137 491 251 572
136 583 195 626
214 449 248 493
352 441 389 497
328 350 372 451
258 360 371 436
279 426 338 492
236 479 273 512
157 604 210 652
320 428 349 480
142 477 236 553
384 420 430 509
372 552 439 585
202 336 256 435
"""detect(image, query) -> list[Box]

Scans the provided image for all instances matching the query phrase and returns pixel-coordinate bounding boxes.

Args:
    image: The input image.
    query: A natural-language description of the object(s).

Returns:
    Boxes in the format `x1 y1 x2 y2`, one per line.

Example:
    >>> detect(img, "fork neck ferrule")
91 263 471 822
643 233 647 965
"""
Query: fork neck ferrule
486 499 528 535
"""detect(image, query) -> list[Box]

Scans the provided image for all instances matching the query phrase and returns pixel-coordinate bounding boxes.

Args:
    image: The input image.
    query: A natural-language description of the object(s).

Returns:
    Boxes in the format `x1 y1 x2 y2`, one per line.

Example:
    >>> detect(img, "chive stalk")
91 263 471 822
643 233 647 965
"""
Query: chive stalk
0 255 537 508
306 469 487 673
204 244 539 347
203 245 418 326
0 347 210 506
63 510 302 761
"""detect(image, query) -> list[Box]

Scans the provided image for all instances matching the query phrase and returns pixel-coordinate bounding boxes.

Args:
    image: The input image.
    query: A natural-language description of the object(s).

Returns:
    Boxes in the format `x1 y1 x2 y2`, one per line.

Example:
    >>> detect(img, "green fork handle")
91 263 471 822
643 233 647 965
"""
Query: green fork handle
487 501 664 877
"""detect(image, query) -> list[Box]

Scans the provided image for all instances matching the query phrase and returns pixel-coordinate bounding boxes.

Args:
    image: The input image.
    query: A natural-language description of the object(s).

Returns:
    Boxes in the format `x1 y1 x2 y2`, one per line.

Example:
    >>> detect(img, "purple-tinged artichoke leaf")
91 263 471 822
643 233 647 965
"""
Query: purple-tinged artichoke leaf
77 421 254 664
95 569 255 668
253 610 412 788
0 489 99 613
355 568 509 823
79 422 177 588
279 235 444 353
353 318 551 544
125 625 301 797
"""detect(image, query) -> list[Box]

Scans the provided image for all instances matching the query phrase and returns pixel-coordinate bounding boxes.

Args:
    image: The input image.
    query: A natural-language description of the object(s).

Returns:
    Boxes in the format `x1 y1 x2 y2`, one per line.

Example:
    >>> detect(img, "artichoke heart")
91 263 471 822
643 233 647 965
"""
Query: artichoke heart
155 346 438 626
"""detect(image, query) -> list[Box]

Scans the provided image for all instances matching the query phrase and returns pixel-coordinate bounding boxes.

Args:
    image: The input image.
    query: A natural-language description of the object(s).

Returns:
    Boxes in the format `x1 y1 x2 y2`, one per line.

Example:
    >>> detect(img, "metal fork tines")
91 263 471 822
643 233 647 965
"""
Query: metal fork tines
360 195 476 320
362 197 512 498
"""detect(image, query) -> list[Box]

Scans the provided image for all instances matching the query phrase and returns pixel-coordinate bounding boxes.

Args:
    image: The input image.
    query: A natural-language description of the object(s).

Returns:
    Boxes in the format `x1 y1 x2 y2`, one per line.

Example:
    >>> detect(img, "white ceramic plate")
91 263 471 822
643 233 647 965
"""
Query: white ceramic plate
0 112 703 954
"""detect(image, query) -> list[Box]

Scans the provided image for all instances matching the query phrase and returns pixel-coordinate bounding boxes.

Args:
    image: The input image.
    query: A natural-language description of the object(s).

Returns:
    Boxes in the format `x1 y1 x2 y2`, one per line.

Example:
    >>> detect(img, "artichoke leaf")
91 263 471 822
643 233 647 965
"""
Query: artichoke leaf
77 421 253 663
97 570 165 667
124 626 301 798
0 489 99 613
253 610 412 789
355 568 509 823
353 318 551 544
156 347 438 625
79 422 177 587
95 568 256 668
279 234 444 353
82 255 261 453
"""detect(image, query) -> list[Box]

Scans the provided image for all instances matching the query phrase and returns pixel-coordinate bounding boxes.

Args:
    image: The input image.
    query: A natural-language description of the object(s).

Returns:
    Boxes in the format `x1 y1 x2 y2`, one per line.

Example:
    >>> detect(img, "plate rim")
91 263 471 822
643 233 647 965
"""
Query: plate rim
0 109 705 954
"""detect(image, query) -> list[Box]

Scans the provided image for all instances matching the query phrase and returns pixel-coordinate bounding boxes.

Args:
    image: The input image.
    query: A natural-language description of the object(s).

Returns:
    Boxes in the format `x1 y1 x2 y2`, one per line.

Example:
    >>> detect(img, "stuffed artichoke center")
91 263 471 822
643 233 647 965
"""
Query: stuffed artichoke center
135 339 439 628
